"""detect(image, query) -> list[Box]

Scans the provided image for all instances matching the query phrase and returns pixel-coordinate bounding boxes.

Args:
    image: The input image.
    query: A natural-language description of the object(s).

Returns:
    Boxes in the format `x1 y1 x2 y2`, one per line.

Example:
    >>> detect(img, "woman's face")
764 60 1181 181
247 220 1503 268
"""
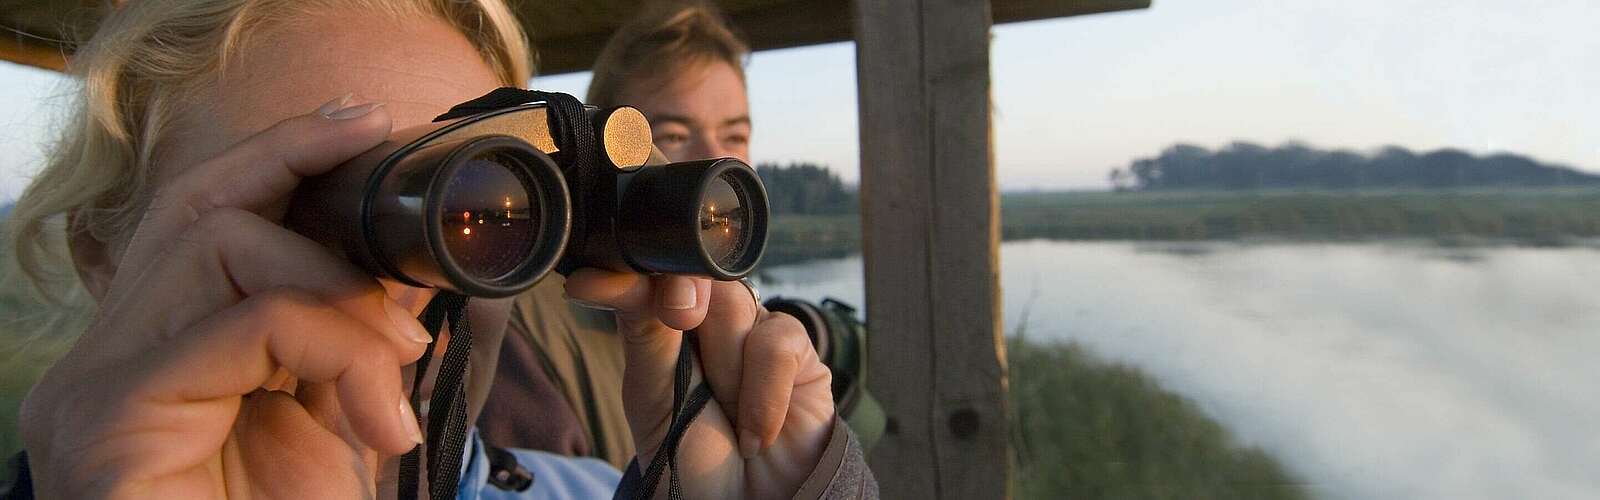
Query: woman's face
141 7 506 311
618 60 751 162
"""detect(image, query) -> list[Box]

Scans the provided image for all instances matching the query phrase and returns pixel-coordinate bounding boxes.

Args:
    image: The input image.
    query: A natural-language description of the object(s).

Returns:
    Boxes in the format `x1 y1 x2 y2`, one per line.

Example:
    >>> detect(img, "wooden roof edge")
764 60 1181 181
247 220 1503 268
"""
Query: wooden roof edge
0 35 68 72
1 0 1152 76
534 0 1152 75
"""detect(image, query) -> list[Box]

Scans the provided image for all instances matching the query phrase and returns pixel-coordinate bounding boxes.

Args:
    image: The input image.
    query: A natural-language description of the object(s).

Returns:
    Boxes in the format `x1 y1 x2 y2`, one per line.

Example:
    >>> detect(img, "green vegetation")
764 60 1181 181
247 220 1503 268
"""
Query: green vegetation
1003 188 1600 243
0 337 55 480
762 214 861 265
764 188 1600 265
755 162 858 215
1008 336 1309 499
0 227 84 469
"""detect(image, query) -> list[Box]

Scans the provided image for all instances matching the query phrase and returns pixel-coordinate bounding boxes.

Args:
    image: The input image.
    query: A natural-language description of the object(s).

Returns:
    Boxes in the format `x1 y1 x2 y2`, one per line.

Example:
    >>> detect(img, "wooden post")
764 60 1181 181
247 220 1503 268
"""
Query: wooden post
852 0 1007 498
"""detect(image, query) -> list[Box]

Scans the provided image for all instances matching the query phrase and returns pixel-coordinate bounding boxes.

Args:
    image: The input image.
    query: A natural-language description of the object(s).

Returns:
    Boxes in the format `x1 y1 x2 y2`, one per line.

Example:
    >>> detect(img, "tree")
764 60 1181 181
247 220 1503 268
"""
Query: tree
1110 142 1600 191
755 162 858 214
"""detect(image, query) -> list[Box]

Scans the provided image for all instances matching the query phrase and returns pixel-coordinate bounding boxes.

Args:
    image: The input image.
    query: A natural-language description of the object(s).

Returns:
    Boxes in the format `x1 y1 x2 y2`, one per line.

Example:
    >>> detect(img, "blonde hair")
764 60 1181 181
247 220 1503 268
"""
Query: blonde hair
586 1 750 108
5 0 532 302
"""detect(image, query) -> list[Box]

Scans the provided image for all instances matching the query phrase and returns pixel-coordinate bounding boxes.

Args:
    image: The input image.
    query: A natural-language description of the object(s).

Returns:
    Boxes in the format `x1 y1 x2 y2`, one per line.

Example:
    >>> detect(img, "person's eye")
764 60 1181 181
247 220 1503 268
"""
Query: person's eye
654 131 689 150
724 133 749 147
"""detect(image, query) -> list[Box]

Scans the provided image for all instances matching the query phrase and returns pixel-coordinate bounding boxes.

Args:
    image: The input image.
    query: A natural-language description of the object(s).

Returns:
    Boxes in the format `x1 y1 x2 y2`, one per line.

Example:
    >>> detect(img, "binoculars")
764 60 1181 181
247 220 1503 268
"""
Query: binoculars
286 92 769 297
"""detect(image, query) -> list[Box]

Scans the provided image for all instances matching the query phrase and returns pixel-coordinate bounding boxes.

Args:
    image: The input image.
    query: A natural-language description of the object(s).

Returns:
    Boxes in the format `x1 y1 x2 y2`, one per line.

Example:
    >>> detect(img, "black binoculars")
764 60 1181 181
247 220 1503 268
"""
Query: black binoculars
286 92 769 297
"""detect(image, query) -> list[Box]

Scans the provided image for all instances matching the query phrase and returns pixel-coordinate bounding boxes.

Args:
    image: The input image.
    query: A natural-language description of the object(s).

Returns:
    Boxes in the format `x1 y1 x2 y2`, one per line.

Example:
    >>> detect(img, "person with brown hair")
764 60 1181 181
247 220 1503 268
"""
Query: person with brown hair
478 0 759 465
588 2 753 163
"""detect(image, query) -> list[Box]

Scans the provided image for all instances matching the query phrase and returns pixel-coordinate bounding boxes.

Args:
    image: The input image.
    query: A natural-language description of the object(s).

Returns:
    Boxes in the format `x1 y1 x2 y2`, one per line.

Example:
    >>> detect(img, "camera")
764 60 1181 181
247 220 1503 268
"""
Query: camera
285 91 769 297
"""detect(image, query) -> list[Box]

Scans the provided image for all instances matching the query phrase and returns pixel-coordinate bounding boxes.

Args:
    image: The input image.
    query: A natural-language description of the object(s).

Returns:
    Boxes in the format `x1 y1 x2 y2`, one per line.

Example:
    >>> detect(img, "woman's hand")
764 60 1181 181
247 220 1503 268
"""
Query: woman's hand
565 270 836 499
18 97 433 498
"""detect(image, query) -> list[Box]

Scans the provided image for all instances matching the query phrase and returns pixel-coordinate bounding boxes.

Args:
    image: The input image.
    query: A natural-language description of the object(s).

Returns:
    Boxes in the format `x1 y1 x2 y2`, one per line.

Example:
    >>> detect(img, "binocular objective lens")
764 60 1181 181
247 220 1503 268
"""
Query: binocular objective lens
699 172 751 270
440 154 538 280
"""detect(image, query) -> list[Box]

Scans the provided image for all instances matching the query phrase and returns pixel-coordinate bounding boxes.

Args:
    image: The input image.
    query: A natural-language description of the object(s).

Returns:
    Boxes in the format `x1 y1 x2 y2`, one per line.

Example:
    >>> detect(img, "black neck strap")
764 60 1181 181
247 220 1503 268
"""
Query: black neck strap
398 292 472 500
397 88 605 500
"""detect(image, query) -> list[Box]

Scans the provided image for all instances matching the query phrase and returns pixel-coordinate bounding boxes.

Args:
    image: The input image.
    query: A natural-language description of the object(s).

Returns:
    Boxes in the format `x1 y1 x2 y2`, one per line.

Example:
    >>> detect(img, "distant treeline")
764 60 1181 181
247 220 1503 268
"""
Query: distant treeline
1110 142 1600 191
755 162 858 215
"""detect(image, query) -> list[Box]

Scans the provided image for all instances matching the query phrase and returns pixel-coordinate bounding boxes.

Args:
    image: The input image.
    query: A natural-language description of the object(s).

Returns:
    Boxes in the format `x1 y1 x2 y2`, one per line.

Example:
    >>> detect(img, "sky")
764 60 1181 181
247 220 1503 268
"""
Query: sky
2 0 1597 200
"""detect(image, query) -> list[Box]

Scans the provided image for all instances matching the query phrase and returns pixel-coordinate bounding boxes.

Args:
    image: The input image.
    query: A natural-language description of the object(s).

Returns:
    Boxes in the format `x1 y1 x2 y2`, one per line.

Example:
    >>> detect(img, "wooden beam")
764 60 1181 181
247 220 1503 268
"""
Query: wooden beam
533 0 855 76
992 0 1152 23
2 0 1148 75
852 0 1007 498
0 37 67 72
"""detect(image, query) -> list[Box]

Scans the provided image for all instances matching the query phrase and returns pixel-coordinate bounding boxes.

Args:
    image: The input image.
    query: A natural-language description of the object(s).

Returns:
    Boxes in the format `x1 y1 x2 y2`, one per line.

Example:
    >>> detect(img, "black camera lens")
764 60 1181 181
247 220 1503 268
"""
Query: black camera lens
699 171 752 270
440 154 539 280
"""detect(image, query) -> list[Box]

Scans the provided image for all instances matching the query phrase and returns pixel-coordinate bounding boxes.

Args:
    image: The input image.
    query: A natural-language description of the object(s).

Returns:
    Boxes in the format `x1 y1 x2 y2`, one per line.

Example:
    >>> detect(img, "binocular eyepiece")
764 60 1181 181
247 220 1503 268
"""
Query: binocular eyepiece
286 92 768 297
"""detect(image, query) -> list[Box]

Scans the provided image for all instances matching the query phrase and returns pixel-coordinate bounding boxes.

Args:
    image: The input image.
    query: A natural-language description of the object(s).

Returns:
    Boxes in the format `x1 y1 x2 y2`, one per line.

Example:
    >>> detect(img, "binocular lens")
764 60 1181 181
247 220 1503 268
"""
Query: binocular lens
614 158 767 279
700 172 752 270
440 154 539 280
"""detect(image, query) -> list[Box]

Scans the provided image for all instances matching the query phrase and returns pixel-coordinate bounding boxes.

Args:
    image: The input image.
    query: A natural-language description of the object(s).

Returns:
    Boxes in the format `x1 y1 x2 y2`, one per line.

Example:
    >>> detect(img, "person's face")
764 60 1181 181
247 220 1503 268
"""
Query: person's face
140 7 505 312
617 60 751 162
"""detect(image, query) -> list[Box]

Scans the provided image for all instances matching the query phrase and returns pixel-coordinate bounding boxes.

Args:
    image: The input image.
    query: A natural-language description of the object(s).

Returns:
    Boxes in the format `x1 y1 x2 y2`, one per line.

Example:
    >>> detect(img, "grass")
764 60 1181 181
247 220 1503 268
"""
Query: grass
1002 188 1600 243
0 228 85 478
764 187 1600 264
1007 336 1309 499
762 214 863 266
0 297 78 484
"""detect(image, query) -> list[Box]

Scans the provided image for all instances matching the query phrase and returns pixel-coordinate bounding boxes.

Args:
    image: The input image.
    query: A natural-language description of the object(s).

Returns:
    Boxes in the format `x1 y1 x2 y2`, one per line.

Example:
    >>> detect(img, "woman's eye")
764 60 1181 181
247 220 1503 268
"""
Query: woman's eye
654 132 689 149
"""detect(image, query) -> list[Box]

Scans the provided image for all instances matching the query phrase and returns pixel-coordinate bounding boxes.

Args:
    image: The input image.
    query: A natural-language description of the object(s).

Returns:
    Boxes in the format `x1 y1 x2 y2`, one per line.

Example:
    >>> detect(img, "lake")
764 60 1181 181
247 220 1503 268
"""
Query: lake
751 240 1600 500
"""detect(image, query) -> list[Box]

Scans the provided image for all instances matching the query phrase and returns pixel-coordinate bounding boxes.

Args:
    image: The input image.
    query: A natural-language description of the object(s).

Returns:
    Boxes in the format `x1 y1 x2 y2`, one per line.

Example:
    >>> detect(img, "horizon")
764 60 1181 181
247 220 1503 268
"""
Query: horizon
3 0 1598 201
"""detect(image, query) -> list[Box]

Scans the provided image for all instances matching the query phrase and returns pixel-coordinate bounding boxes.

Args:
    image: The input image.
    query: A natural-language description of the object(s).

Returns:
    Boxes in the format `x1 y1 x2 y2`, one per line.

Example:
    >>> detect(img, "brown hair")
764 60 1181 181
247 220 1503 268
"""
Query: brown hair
586 1 749 108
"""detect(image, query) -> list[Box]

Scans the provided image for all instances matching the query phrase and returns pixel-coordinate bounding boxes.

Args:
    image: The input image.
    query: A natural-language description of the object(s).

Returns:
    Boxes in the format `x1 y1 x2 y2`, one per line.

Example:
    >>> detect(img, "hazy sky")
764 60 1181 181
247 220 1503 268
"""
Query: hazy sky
2 0 1597 200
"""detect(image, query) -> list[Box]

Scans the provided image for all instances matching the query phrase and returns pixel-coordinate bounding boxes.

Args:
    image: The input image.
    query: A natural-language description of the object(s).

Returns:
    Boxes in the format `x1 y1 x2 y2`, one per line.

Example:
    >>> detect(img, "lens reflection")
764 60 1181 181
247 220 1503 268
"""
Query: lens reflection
699 172 750 269
441 155 537 280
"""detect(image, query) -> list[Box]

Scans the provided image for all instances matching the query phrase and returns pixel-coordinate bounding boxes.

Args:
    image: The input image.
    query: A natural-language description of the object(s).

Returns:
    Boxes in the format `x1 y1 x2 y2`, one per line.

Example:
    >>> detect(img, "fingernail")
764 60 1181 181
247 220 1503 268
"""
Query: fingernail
562 293 616 311
398 401 424 445
326 102 383 120
385 300 433 344
738 429 761 459
316 92 354 117
662 279 697 310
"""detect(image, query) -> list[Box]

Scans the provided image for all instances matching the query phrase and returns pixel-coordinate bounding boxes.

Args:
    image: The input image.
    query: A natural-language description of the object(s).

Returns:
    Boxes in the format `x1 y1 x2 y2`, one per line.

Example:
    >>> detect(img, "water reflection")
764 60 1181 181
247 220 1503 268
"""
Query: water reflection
753 241 1600 500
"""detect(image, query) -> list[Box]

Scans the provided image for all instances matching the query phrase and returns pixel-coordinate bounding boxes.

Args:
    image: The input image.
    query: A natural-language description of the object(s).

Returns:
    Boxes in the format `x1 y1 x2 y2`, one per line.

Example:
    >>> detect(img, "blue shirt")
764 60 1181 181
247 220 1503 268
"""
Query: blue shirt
457 428 622 499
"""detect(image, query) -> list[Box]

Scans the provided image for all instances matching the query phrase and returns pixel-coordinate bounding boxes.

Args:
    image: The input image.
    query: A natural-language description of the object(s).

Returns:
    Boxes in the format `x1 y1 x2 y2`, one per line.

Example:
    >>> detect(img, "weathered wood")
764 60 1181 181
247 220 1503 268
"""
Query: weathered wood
0 0 1149 75
852 0 1007 498
0 0 90 72
0 36 65 72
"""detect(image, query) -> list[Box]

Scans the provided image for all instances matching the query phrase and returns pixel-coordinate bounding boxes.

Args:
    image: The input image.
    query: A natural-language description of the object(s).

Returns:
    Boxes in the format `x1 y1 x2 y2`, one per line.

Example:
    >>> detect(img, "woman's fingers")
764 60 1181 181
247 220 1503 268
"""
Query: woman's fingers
565 269 709 442
235 390 376 498
142 288 423 455
110 96 391 302
688 280 765 422
92 208 428 363
563 268 653 312
651 275 713 330
734 313 822 457
570 269 835 470
563 268 711 330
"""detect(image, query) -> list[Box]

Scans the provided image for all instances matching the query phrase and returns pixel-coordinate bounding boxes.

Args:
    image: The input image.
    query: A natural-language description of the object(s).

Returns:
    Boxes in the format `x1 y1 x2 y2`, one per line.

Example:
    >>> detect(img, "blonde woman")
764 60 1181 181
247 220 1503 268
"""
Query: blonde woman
3 1 874 498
